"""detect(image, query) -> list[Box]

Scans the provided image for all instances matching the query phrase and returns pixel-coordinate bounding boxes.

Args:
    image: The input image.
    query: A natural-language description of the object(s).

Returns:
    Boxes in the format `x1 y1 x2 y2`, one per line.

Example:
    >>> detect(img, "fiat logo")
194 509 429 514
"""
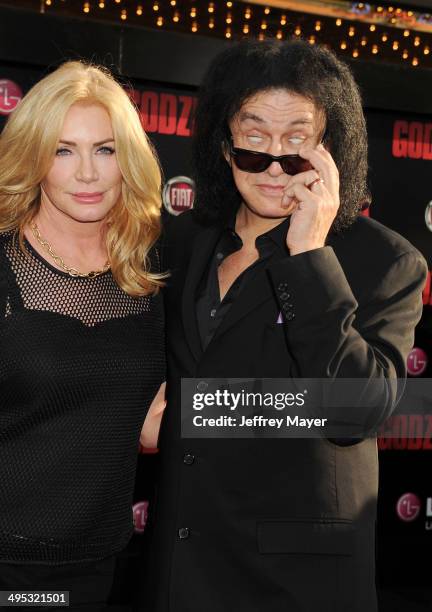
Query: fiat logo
163 176 195 216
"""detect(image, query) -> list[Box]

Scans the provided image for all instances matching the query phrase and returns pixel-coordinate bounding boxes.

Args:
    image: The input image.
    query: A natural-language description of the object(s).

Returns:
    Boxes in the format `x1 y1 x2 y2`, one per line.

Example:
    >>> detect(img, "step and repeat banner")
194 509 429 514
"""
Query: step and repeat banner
366 109 432 588
1 65 431 591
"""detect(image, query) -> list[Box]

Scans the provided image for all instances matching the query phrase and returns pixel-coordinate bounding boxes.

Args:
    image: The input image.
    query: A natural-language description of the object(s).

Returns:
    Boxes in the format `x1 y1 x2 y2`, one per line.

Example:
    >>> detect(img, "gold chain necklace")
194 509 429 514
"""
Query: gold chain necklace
30 222 110 278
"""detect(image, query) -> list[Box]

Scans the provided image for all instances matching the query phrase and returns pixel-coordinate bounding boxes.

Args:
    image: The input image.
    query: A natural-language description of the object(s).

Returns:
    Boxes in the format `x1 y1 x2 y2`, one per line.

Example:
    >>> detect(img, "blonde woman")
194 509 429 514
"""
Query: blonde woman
0 62 165 609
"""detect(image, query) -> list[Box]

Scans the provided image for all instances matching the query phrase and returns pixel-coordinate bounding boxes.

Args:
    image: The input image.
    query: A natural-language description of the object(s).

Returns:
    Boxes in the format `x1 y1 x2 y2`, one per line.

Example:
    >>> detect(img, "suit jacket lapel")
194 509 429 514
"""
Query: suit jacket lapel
181 224 222 362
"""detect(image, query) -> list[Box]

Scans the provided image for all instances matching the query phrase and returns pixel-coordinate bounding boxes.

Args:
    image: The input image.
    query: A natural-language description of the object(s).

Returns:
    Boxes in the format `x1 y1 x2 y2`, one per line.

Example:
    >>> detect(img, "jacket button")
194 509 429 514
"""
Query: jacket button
183 453 195 465
280 292 291 301
278 282 288 291
282 302 293 312
197 381 208 391
178 527 190 539
285 312 295 321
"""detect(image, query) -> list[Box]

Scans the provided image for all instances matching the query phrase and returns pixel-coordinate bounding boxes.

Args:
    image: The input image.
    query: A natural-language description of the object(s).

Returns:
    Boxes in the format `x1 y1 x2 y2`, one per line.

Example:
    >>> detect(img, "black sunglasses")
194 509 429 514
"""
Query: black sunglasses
230 143 314 175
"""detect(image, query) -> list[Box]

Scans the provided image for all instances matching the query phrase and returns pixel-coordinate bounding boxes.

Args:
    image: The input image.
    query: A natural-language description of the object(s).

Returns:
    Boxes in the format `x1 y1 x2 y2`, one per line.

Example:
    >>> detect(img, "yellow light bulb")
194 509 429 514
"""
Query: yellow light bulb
340 41 347 50
336 18 342 26
370 24 376 32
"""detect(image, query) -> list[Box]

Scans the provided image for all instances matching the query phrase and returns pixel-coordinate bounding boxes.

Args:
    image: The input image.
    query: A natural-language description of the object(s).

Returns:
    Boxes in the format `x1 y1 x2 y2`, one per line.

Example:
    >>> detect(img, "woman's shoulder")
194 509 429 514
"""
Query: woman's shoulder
0 230 16 259
0 229 15 243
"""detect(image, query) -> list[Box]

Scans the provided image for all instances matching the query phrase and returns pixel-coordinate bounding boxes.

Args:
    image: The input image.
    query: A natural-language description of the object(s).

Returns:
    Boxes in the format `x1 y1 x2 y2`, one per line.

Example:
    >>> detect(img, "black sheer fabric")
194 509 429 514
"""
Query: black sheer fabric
0 230 165 564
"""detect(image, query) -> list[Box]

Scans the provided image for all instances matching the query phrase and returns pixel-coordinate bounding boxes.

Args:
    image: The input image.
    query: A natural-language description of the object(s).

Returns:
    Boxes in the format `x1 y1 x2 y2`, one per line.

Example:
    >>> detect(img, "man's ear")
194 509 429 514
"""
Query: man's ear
222 140 232 166
320 121 330 151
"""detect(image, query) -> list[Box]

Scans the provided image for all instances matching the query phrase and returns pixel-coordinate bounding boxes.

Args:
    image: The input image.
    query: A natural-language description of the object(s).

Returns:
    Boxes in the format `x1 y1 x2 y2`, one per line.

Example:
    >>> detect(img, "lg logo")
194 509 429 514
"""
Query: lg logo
396 493 421 522
132 500 149 533
0 80 22 115
407 347 427 376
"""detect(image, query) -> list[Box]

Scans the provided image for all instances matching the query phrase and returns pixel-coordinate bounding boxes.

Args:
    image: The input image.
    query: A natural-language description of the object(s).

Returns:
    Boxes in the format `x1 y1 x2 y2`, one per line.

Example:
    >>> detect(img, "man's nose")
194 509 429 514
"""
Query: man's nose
266 159 285 177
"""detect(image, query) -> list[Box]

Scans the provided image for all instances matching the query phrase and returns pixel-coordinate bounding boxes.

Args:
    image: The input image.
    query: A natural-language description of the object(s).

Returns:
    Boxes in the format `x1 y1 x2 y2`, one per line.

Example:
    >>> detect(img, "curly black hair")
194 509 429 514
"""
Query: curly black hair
192 38 371 232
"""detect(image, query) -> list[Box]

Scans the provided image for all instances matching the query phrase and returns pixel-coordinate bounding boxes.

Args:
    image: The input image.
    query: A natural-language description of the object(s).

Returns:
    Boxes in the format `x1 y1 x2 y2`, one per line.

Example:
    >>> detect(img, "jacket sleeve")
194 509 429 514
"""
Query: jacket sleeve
267 246 428 429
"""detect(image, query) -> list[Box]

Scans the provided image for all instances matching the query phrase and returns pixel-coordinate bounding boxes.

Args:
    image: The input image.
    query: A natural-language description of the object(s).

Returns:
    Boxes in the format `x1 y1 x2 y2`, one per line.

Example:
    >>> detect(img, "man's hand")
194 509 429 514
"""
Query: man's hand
282 143 340 256
140 381 167 451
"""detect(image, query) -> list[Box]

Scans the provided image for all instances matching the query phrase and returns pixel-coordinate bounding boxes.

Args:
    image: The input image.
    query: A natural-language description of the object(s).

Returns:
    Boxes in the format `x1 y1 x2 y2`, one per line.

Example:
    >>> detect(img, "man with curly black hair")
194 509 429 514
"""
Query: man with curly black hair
142 39 427 612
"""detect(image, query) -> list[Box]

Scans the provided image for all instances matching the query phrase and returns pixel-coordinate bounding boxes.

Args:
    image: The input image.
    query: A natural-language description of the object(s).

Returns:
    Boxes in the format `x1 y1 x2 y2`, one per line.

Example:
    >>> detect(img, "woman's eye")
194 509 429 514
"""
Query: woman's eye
56 148 71 156
97 146 115 155
289 137 305 145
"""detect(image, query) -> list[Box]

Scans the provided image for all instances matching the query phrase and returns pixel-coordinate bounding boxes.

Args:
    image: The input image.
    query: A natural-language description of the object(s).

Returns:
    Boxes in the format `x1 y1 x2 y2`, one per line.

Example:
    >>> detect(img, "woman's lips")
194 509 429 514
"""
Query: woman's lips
71 192 104 203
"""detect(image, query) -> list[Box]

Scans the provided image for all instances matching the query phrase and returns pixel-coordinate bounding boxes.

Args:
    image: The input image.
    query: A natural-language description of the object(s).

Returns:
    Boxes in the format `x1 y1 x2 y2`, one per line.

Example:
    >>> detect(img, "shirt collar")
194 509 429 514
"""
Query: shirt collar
225 213 290 254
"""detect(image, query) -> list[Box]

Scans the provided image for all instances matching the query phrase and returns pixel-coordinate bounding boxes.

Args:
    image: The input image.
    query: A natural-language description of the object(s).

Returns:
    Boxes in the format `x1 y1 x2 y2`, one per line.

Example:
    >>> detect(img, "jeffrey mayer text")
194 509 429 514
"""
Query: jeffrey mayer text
192 415 328 428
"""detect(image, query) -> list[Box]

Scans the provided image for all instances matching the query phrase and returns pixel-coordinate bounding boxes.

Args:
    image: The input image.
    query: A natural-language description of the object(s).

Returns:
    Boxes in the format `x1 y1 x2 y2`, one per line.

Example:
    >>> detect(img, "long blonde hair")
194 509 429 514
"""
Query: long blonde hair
0 61 165 295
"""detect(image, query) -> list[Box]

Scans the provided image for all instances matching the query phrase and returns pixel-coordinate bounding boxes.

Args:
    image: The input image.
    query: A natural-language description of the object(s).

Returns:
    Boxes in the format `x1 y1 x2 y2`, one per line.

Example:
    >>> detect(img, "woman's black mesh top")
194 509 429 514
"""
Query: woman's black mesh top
0 230 165 564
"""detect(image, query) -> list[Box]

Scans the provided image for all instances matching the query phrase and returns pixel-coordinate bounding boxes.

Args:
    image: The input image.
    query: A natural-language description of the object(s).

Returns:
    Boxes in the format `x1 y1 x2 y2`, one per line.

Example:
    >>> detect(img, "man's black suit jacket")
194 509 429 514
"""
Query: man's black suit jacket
143 210 427 612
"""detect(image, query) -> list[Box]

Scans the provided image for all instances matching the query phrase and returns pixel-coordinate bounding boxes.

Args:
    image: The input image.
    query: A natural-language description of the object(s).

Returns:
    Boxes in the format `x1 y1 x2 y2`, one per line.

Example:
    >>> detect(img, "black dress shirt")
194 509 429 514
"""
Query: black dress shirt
196 217 290 350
